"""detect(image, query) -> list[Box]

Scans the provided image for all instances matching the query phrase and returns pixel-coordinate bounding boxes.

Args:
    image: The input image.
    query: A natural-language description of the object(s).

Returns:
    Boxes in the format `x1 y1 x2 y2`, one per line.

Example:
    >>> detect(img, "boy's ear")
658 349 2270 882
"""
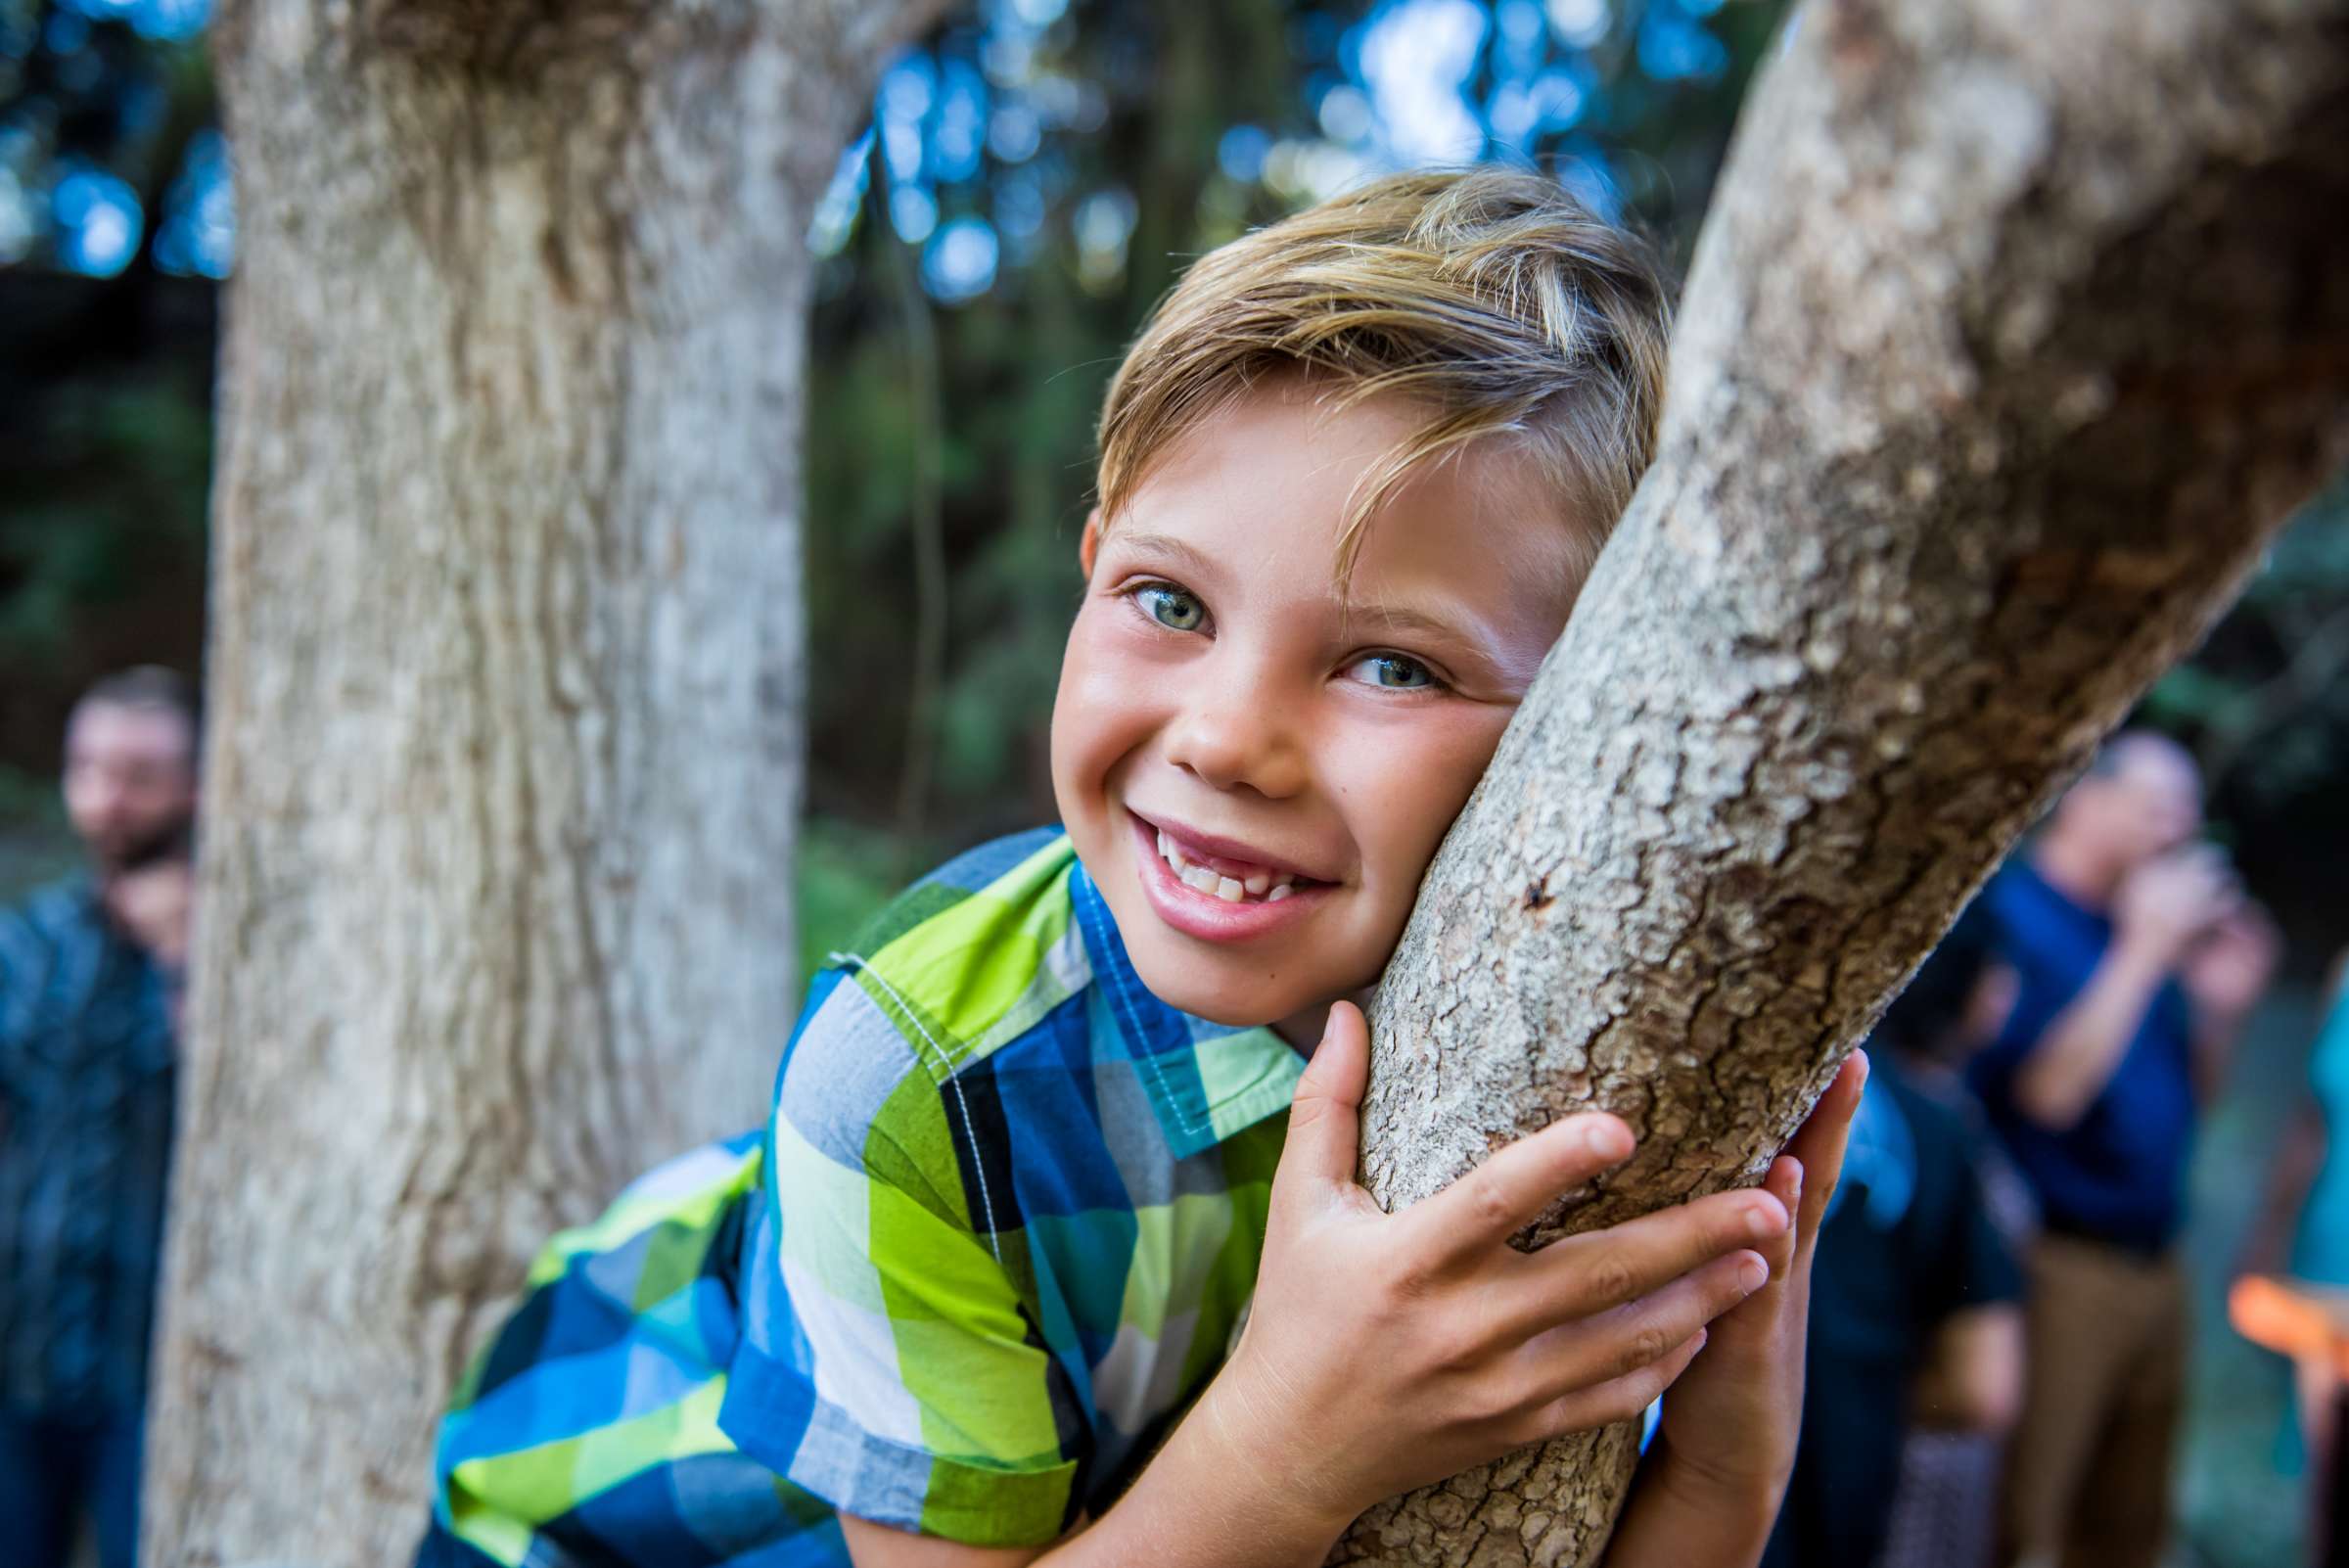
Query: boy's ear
1078 506 1104 580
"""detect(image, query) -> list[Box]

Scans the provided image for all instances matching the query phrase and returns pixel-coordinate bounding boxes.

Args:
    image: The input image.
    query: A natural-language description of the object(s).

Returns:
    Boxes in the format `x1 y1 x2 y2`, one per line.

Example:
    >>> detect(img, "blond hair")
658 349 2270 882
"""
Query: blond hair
1096 167 1672 586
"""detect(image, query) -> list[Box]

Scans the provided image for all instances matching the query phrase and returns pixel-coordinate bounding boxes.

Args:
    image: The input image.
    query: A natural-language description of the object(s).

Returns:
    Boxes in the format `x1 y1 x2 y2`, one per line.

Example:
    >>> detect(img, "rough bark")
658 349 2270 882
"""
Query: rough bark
144 1 951 1561
1335 1 2349 1563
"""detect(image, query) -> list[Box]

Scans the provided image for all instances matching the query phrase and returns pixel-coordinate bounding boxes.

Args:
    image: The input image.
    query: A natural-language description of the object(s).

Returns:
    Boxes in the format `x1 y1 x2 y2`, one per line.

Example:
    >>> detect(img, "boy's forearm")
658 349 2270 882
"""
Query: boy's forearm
843 1408 1348 1568
1032 1381 1353 1568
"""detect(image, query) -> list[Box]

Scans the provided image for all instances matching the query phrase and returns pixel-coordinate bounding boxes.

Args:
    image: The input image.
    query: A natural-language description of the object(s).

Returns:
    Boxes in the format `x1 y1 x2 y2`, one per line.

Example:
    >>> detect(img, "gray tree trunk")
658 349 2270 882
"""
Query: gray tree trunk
144 3 952 1561
1335 1 2349 1563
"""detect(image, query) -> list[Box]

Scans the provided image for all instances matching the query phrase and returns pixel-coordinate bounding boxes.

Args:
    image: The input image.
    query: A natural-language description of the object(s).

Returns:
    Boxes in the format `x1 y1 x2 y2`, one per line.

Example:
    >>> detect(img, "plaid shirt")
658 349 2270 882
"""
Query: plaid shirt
0 875 177 1416
425 829 1307 1566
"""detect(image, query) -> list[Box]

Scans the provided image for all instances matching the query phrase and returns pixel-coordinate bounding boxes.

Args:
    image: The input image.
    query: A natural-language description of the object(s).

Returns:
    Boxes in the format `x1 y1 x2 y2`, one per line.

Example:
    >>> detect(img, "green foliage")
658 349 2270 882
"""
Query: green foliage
0 763 74 900
0 356 211 781
795 815 911 985
0 374 208 657
2145 484 2349 807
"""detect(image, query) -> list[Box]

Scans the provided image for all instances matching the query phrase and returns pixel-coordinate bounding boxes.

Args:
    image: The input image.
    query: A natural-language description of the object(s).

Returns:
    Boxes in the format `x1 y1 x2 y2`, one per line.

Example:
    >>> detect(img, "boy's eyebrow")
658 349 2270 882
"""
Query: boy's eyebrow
1102 530 1219 578
1347 602 1472 645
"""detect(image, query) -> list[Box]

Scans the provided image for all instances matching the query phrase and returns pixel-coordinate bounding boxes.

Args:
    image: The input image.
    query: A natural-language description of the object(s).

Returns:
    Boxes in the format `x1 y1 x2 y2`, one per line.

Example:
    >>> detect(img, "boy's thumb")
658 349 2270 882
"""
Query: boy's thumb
1278 1000 1370 1189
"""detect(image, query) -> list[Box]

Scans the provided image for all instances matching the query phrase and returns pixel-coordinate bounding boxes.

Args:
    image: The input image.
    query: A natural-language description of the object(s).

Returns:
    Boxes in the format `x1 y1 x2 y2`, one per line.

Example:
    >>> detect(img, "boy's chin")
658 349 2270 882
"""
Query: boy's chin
1126 945 1310 1031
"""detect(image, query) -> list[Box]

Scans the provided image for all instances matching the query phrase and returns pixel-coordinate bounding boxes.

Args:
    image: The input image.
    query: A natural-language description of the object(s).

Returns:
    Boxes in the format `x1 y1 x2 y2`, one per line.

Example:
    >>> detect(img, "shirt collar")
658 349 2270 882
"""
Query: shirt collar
2013 856 2112 930
1069 856 1306 1159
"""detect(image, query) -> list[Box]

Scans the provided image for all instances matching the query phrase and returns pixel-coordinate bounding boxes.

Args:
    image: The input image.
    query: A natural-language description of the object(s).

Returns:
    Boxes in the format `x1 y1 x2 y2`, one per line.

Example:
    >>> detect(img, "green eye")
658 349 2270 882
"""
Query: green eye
1139 585 1206 632
1346 653 1437 690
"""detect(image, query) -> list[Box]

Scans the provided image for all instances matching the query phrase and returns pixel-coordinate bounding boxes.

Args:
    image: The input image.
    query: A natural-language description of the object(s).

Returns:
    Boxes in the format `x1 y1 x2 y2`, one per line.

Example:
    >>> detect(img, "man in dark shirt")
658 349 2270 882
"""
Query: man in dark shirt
0 668 199 1568
1969 731 2278 1568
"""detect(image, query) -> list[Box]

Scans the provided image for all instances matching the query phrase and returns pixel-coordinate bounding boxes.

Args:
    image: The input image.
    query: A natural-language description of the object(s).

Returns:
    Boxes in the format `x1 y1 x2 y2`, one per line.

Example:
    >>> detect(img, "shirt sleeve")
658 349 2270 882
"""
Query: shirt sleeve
1965 938 2071 1103
1968 995 2045 1092
721 964 1085 1548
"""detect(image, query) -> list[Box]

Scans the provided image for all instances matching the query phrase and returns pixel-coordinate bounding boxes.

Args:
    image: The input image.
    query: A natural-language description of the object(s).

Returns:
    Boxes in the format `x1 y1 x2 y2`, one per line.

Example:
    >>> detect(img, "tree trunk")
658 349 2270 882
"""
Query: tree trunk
144 3 951 1560
1336 2 2349 1563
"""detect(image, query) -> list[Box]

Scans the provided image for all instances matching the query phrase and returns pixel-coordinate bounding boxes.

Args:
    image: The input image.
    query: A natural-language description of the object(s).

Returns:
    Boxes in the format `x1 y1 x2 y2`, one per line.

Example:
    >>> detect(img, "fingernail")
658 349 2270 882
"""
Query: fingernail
1737 1253 1770 1292
1583 1120 1633 1162
1691 1327 1709 1355
1746 1200 1783 1240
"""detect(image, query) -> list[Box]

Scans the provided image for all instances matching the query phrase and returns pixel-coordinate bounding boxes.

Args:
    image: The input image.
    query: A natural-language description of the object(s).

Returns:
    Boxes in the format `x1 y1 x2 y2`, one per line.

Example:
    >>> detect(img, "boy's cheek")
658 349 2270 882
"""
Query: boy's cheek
1053 653 1172 789
1340 726 1506 875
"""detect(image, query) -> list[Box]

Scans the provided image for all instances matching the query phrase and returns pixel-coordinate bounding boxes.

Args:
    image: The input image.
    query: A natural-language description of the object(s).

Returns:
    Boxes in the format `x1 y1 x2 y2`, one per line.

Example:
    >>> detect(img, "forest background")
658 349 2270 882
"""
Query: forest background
2 0 2343 1561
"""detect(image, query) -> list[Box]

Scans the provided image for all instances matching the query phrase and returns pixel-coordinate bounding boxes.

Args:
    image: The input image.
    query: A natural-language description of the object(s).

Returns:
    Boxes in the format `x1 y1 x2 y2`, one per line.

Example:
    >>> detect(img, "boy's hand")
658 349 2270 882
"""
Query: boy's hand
1197 1001 1790 1536
1610 1051 1865 1567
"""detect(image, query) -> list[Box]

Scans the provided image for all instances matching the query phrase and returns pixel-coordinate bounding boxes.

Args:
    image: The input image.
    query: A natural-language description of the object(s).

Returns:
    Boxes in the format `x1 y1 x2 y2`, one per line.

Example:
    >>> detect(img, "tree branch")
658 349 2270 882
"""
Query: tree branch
1337 1 2349 1562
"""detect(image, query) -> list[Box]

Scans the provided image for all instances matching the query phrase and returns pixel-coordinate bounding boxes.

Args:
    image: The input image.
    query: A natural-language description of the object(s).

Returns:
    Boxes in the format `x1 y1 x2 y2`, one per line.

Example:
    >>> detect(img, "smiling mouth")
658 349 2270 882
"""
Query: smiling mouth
1130 811 1337 907
1154 827 1300 903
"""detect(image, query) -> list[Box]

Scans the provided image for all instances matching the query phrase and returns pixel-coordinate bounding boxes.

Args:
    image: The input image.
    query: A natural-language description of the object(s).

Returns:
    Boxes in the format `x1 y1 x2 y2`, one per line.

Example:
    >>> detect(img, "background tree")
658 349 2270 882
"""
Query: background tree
136 0 955 1559
1334 1 2349 1562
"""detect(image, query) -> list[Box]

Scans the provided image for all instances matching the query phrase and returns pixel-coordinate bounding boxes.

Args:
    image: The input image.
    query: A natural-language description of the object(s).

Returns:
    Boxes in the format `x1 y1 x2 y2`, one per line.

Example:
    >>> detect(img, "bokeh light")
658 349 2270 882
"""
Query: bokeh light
921 214 999 302
152 127 231 277
52 164 140 276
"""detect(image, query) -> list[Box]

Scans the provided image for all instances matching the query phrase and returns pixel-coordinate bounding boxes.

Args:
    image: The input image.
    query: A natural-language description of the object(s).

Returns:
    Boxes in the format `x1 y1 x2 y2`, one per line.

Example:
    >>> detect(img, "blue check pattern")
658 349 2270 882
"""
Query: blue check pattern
421 829 1308 1566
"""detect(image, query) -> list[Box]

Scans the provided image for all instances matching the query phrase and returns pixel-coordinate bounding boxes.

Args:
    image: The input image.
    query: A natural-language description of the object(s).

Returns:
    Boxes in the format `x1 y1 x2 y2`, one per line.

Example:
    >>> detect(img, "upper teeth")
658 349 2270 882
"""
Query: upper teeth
1158 830 1298 903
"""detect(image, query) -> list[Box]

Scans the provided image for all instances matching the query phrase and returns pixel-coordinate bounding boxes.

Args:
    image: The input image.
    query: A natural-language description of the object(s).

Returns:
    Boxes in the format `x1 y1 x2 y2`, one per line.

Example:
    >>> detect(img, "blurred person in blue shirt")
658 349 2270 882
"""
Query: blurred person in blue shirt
1968 731 2279 1568
0 668 199 1568
1763 912 2027 1568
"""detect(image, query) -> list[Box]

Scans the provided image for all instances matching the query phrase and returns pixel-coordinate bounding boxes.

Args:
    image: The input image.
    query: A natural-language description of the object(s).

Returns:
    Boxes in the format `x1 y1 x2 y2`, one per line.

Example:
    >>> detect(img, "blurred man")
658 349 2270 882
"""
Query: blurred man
1970 730 2280 1568
0 668 199 1568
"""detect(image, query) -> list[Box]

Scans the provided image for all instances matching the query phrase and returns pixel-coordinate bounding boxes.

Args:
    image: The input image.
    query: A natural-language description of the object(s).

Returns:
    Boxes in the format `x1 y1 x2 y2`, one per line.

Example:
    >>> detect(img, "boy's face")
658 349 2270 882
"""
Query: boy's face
1051 376 1584 1037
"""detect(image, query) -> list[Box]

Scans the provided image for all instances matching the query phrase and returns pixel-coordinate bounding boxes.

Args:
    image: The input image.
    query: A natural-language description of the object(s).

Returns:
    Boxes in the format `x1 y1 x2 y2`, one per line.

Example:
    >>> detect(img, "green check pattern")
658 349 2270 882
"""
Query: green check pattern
421 828 1306 1566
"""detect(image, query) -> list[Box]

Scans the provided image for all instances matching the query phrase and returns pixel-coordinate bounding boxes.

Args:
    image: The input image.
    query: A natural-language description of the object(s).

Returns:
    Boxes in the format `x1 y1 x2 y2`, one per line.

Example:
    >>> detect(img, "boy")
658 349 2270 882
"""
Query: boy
419 169 1859 1568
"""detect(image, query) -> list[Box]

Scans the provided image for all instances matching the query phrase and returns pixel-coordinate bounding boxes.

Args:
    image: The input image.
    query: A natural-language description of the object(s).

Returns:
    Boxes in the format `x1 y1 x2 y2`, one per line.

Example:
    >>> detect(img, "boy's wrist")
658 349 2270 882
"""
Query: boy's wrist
1637 1436 1785 1540
1185 1361 1362 1545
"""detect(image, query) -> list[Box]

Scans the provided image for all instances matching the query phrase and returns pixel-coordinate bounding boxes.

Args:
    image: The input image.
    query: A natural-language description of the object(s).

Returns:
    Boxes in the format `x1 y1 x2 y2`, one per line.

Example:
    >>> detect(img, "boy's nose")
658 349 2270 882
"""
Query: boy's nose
1162 673 1307 800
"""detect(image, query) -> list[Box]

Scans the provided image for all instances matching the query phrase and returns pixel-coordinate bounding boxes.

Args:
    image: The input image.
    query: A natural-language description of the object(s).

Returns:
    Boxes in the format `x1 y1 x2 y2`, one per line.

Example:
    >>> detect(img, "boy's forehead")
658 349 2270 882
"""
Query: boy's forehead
1106 379 1584 632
